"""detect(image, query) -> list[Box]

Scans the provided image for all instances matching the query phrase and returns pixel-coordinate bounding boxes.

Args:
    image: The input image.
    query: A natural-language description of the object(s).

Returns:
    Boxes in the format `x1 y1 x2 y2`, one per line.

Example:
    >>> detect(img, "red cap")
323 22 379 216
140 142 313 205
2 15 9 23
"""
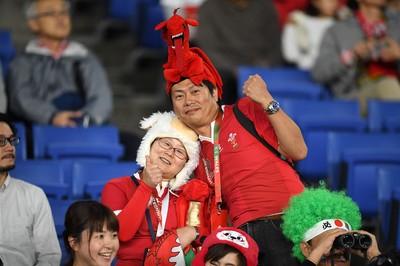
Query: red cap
155 8 223 98
191 227 259 266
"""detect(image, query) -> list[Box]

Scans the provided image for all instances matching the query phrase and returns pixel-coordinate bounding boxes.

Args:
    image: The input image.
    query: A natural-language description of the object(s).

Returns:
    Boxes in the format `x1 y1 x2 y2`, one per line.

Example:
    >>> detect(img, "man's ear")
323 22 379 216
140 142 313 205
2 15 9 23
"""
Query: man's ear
300 241 312 257
212 88 219 102
27 19 40 33
68 236 79 251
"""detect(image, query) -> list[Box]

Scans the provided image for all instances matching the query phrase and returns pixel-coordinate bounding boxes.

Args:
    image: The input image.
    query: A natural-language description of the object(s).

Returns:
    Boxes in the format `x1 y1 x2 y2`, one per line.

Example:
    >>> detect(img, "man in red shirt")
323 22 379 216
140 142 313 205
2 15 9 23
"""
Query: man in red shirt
156 10 308 266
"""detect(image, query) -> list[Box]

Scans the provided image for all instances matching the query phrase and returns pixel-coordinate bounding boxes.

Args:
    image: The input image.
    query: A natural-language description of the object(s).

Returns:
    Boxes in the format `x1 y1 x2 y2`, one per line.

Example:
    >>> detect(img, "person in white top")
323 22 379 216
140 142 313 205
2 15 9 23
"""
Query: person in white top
282 0 340 70
0 112 61 266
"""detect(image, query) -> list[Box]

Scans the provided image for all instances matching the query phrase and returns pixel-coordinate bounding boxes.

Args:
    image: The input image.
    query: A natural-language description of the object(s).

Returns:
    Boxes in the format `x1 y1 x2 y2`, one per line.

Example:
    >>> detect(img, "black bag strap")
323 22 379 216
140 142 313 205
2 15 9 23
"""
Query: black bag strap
233 103 309 185
130 175 156 242
73 60 86 99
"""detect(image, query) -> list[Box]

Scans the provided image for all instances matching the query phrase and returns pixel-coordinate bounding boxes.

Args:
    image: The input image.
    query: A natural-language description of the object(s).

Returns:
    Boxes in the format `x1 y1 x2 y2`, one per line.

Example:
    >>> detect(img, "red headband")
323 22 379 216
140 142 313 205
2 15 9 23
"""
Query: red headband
155 8 223 98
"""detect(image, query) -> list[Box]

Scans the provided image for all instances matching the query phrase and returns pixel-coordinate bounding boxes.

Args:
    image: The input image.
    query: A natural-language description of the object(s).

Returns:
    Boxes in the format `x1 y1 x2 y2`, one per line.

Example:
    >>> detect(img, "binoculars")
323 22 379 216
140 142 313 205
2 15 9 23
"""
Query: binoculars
333 232 372 250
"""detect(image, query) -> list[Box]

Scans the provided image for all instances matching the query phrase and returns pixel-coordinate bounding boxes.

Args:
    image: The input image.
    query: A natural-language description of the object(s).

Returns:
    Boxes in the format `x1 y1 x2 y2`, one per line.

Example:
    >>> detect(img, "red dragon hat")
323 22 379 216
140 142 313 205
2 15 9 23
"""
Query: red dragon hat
155 8 223 99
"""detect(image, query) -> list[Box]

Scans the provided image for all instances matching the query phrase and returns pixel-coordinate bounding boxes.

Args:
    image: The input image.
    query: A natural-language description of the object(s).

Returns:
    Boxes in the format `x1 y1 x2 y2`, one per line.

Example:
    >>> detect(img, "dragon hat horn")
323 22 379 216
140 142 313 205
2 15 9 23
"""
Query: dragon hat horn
155 8 223 98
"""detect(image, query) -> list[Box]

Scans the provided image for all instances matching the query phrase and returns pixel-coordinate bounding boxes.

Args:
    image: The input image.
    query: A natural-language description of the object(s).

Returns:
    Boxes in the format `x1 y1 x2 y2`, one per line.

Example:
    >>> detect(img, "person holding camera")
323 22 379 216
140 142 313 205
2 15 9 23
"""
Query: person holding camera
311 0 400 117
282 185 394 266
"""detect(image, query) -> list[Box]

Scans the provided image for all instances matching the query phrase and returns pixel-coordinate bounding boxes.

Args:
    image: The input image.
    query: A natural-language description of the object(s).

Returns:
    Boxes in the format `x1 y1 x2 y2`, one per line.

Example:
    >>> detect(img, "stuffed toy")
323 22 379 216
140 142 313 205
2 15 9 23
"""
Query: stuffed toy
154 8 223 98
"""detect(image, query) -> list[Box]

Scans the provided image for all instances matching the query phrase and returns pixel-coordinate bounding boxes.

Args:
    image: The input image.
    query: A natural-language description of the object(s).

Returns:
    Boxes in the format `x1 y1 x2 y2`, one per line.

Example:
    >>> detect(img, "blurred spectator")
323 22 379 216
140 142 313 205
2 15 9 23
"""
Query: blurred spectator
386 0 400 22
197 0 284 105
274 0 349 29
160 0 206 43
0 62 6 113
281 0 340 70
273 0 309 29
311 0 400 116
7 0 113 127
0 112 61 265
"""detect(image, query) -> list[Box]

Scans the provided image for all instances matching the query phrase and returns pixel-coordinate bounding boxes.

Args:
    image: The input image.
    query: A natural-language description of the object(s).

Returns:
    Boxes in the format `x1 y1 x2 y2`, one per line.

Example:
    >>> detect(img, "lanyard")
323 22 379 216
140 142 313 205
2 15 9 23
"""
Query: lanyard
152 187 170 237
213 110 223 205
355 10 387 39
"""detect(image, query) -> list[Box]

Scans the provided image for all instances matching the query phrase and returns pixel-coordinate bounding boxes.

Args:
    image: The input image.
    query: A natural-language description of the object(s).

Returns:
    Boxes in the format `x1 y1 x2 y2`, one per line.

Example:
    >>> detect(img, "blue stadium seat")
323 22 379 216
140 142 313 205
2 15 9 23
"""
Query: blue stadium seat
280 99 367 182
368 100 400 132
108 0 138 20
0 29 16 78
343 153 400 219
32 125 124 161
237 66 329 100
327 133 400 218
137 0 165 49
48 199 76 265
376 165 400 247
71 160 140 200
10 160 69 200
14 122 27 161
327 132 400 191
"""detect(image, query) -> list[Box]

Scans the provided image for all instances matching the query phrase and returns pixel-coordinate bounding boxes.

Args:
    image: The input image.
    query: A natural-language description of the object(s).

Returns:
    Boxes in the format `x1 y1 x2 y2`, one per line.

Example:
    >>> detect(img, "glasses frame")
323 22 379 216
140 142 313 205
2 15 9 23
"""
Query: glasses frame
35 9 70 19
0 136 20 147
155 138 188 160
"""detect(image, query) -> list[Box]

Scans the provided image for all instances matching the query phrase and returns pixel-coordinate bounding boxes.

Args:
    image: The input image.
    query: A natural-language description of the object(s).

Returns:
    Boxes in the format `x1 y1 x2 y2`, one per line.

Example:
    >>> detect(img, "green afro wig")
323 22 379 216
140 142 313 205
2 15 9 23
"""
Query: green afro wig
281 185 361 262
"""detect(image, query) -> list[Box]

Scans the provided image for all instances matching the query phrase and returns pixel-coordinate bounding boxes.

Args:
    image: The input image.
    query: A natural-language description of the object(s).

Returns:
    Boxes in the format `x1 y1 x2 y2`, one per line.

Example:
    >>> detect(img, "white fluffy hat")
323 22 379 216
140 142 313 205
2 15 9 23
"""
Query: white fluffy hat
136 111 200 190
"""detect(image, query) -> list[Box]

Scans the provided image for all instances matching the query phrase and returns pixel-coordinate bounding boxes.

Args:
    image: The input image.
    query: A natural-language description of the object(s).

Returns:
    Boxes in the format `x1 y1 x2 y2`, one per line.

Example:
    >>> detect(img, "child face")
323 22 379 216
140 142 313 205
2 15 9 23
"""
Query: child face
313 0 339 17
73 225 119 266
205 252 241 266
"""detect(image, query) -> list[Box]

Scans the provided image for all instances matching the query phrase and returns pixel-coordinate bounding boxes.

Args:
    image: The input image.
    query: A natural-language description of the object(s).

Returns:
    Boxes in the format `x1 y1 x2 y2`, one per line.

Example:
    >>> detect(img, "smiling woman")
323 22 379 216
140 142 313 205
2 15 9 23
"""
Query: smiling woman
63 200 120 266
101 111 212 266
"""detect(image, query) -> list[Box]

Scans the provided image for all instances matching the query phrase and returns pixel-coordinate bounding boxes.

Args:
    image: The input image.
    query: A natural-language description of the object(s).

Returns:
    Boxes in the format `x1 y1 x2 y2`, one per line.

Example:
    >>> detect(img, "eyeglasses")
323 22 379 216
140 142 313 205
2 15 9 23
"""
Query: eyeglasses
0 136 20 147
156 138 188 160
35 9 69 19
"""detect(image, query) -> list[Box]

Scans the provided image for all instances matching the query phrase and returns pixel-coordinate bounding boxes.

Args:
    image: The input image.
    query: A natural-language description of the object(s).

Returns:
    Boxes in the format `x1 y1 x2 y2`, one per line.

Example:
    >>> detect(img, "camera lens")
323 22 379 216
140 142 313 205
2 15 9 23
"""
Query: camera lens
353 233 372 250
333 233 355 248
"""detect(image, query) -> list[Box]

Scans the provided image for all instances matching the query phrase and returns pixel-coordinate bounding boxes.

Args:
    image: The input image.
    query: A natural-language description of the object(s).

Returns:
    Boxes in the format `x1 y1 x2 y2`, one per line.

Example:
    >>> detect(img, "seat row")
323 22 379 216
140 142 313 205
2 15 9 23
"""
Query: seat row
373 165 400 252
10 160 141 200
14 124 125 162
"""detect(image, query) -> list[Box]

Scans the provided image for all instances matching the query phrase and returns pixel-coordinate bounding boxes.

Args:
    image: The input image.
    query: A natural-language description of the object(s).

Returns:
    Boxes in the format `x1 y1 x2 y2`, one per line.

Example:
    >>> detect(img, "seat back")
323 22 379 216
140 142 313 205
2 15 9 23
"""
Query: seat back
32 125 124 161
14 122 27 161
71 160 140 199
10 160 68 199
138 0 165 49
280 99 366 181
376 166 400 244
237 66 328 100
346 160 400 219
48 199 77 265
0 29 16 78
327 132 400 190
368 100 400 132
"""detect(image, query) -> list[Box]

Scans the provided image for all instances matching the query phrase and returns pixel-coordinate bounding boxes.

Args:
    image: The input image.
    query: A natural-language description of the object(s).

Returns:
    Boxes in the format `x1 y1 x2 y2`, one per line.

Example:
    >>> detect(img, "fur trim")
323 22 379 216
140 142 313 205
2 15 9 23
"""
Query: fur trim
136 111 199 190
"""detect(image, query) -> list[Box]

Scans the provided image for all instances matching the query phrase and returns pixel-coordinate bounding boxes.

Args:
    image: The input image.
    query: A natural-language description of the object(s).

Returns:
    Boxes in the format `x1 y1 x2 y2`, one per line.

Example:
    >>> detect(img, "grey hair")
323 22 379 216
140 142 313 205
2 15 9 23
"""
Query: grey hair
24 0 71 19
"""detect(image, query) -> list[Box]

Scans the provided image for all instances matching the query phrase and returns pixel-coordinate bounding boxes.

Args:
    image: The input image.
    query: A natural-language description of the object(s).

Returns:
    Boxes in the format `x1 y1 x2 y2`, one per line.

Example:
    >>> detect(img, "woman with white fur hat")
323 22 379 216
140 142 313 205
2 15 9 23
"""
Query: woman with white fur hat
101 111 210 266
